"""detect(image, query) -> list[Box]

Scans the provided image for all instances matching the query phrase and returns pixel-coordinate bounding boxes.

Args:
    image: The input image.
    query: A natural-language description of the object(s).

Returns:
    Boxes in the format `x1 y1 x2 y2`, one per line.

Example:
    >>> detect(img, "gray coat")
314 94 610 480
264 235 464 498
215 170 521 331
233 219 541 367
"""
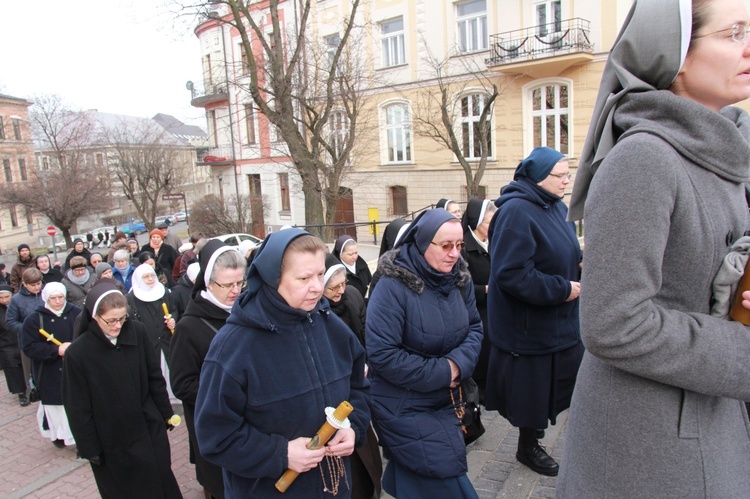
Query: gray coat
558 91 750 498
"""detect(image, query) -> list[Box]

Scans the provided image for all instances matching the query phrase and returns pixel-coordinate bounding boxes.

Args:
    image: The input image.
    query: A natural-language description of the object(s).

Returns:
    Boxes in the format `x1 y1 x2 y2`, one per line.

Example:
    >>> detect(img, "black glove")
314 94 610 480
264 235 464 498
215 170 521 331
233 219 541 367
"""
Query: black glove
89 454 104 466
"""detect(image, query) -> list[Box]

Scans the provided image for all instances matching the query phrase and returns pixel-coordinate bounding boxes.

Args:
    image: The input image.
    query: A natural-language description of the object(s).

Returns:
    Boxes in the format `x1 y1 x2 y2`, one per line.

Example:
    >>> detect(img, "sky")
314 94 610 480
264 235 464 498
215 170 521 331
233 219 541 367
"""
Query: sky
0 0 207 126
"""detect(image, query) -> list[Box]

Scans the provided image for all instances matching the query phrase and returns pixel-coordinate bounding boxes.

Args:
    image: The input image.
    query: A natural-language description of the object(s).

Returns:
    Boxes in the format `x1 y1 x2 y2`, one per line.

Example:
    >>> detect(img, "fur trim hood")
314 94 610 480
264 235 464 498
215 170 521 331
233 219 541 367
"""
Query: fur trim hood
377 248 472 294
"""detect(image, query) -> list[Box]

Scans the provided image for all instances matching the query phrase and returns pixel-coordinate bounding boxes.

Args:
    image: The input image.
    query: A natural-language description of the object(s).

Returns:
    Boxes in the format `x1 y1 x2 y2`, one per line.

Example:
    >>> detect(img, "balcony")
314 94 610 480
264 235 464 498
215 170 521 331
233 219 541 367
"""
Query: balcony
486 18 594 78
190 80 229 108
196 145 235 166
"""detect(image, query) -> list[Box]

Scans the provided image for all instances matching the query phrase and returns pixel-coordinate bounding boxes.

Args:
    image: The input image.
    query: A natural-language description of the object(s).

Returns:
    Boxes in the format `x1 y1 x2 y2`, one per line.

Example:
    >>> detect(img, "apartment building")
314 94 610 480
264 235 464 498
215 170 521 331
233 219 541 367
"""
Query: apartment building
190 0 750 242
0 94 37 254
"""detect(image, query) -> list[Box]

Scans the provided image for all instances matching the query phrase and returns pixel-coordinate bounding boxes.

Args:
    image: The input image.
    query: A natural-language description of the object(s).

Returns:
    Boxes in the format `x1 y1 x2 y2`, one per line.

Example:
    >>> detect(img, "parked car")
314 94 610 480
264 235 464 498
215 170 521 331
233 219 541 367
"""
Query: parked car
47 234 86 253
117 222 147 236
173 210 190 222
211 233 263 250
154 215 177 227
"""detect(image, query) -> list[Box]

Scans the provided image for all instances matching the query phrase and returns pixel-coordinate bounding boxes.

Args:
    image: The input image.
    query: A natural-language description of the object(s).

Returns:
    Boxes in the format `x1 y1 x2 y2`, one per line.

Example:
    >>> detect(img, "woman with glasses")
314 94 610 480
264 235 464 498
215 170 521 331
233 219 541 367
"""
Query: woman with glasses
63 281 181 498
486 146 583 477
127 263 179 404
20 282 79 448
559 1 750 496
61 256 97 308
332 235 372 299
170 240 246 499
367 209 483 498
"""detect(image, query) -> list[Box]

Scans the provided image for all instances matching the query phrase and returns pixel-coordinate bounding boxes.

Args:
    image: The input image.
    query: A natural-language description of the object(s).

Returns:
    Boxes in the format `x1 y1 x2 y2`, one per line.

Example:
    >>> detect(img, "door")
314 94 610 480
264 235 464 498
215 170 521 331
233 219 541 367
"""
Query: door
333 187 356 239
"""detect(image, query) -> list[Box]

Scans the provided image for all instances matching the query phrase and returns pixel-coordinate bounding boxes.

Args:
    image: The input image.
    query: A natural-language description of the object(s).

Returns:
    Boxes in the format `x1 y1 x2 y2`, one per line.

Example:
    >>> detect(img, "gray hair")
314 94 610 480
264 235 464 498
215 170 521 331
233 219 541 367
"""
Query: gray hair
113 249 130 262
210 249 247 281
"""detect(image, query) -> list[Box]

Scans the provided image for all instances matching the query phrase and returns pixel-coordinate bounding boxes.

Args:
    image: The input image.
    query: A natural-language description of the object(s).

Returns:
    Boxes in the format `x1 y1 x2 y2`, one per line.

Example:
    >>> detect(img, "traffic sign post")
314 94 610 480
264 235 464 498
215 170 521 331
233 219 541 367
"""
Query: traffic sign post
162 193 189 232
47 226 57 261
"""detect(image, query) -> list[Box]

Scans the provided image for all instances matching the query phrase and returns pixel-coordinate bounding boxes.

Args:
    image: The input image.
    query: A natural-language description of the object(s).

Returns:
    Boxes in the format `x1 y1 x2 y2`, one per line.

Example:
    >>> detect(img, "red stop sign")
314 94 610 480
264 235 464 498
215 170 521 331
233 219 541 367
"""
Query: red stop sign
46 226 56 236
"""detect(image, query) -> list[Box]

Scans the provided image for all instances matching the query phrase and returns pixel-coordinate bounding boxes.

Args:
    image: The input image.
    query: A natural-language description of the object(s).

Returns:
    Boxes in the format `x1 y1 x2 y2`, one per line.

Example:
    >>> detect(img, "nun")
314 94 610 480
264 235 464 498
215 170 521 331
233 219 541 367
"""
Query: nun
332 235 372 299
368 219 410 296
436 198 462 219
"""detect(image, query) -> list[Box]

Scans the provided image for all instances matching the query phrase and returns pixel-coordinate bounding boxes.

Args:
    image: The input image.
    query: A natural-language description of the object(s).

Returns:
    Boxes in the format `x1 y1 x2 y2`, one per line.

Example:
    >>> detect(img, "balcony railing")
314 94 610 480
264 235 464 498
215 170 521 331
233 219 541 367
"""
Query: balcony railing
196 145 235 166
486 18 593 66
189 78 229 107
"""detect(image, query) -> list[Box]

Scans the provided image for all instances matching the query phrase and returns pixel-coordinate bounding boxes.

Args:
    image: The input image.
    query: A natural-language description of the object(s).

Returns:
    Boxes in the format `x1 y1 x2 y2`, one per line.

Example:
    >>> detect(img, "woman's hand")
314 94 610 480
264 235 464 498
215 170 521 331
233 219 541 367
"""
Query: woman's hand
326 428 356 457
287 437 326 473
165 317 176 330
742 290 750 310
58 342 71 357
447 358 460 388
566 281 581 302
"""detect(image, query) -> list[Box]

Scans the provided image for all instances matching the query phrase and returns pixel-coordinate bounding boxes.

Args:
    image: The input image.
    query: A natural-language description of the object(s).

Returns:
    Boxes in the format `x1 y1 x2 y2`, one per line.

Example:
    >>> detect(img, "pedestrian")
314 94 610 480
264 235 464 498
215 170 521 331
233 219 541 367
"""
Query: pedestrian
323 254 383 499
63 239 91 272
461 198 496 403
111 249 135 292
10 243 35 294
61 256 97 308
158 222 182 251
103 230 110 248
86 232 94 250
6 268 44 405
96 231 104 248
0 284 25 406
88 252 103 271
95 262 125 294
558 0 750 496
141 229 179 287
369 219 410 296
63 281 182 498
139 251 175 288
170 261 199 319
178 233 205 277
367 209 482 498
35 254 63 284
436 198 463 219
20 282 79 448
332 235 372 299
0 263 8 285
127 238 141 263
105 233 128 263
171 242 193 283
194 230 371 497
170 240 246 499
486 147 583 477
126 263 179 404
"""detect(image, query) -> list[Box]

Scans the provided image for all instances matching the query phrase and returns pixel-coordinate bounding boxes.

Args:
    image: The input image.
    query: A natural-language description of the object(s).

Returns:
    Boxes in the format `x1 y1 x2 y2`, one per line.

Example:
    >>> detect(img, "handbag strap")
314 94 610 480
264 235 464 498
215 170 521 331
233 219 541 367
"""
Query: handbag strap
199 318 220 334
34 312 46 386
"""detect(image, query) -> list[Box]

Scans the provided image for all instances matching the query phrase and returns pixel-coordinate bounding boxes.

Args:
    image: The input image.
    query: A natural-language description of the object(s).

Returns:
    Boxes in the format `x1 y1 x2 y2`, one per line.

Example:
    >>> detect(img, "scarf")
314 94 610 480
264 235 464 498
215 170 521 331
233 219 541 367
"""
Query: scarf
66 268 91 286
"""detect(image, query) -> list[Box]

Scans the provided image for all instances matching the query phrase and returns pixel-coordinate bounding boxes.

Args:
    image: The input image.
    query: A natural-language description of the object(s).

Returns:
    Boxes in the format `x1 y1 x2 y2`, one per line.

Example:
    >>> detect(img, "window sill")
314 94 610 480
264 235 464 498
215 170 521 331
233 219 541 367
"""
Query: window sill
451 48 490 58
380 161 415 167
449 158 497 165
278 210 292 220
376 63 408 72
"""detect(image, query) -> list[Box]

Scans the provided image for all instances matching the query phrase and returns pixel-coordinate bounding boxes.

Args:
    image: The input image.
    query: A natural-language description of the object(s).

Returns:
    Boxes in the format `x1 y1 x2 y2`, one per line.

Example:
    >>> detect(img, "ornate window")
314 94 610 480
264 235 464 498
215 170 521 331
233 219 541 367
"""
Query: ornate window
536 0 562 36
530 83 569 155
384 103 412 163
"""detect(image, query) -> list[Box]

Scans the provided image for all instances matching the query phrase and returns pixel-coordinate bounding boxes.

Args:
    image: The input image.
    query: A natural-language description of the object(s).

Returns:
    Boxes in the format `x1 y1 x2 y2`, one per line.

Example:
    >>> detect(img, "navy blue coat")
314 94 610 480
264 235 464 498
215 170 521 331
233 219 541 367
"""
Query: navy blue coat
6 285 42 336
366 248 483 479
488 178 582 355
195 284 371 498
20 303 80 405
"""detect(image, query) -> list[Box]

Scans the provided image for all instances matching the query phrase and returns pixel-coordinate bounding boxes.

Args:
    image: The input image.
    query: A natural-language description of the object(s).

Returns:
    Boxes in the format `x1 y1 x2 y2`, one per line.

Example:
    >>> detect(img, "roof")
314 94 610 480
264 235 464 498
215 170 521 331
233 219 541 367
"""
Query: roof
0 93 32 106
152 113 207 141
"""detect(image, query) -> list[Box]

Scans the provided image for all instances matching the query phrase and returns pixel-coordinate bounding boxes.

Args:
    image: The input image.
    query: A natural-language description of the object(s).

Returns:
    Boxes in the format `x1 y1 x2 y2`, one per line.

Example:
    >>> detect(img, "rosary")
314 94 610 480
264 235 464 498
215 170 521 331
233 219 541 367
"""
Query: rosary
319 454 349 495
450 386 467 434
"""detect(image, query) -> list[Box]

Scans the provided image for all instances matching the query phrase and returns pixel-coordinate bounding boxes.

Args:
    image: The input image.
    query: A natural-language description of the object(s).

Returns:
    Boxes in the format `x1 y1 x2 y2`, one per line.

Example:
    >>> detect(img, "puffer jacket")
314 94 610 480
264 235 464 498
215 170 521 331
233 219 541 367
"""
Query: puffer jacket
366 248 483 478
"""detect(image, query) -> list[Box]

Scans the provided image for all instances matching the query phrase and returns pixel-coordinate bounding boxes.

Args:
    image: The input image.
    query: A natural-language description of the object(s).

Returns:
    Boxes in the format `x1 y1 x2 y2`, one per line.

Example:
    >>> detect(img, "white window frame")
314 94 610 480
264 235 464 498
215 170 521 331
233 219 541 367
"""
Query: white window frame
329 110 349 163
456 0 487 53
459 92 493 160
524 79 571 156
381 17 405 68
535 0 562 37
383 102 412 164
325 33 341 71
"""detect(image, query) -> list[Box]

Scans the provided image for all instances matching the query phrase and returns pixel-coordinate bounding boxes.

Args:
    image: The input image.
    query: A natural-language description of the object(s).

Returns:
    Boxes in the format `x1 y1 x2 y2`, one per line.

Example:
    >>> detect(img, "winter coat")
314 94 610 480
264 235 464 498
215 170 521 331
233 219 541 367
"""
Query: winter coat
170 274 193 319
63 318 181 499
61 272 97 308
63 248 92 272
141 243 179 286
558 91 750 497
112 264 135 292
344 257 372 299
488 178 582 355
366 248 483 479
329 286 366 347
194 284 371 498
126 290 176 362
40 267 63 284
461 231 491 382
6 285 43 336
0 303 21 369
9 257 34 294
170 293 227 499
20 303 80 405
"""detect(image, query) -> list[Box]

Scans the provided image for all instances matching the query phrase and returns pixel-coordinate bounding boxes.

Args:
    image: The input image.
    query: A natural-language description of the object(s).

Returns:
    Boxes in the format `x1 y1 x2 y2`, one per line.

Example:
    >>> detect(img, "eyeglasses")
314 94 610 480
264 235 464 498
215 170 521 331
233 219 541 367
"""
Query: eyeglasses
99 314 129 326
326 280 348 292
694 23 750 43
548 172 572 180
211 279 247 290
430 241 466 252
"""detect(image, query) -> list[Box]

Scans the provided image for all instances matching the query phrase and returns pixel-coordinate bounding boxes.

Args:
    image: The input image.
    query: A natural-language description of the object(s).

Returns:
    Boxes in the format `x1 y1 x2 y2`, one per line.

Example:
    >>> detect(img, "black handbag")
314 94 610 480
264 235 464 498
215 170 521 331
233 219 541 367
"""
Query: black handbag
450 377 486 445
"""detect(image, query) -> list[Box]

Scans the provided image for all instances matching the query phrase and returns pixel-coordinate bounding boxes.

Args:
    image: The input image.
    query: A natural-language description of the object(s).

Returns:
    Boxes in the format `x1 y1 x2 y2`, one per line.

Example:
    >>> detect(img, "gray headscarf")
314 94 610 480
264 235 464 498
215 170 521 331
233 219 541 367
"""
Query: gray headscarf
568 0 691 221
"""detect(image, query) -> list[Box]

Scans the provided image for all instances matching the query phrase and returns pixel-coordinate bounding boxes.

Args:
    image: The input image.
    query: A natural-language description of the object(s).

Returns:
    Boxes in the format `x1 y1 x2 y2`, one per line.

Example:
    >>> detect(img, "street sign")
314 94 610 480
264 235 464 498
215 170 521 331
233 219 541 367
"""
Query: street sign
46 226 56 236
162 193 185 201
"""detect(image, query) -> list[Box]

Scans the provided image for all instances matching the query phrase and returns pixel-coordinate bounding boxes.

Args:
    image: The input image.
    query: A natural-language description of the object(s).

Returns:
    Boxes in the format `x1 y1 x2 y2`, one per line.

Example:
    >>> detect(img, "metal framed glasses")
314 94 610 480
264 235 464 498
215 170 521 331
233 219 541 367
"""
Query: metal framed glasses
326 280 348 292
430 241 466 252
694 23 750 43
548 172 573 180
99 314 129 326
211 279 248 290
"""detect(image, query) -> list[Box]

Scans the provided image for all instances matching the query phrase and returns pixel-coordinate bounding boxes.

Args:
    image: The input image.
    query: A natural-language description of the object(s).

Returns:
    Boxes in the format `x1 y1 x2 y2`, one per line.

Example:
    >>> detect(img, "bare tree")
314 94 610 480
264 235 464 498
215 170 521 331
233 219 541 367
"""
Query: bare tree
175 0 367 230
0 95 110 246
190 193 253 235
102 119 186 230
411 48 512 198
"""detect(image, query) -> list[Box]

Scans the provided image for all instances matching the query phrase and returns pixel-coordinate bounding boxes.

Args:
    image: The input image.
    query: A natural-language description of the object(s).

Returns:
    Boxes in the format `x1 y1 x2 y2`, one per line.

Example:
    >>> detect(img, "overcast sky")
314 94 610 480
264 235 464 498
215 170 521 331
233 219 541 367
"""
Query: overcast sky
0 0 206 126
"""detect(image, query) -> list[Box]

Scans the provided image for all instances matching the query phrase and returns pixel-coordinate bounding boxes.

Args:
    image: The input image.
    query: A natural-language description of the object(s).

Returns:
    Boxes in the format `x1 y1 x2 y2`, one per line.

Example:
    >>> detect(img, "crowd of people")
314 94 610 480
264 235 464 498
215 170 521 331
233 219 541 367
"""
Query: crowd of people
2 1 750 496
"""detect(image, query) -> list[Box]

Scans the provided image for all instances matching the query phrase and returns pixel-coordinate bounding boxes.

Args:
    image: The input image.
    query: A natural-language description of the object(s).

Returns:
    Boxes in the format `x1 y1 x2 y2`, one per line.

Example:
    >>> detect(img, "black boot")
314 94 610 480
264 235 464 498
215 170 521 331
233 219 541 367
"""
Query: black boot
18 394 29 407
516 427 558 476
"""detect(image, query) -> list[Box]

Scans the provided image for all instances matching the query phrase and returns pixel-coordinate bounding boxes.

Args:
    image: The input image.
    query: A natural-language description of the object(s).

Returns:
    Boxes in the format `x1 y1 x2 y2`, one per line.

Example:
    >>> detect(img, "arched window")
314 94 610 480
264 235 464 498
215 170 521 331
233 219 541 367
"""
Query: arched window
384 103 412 163
529 82 569 154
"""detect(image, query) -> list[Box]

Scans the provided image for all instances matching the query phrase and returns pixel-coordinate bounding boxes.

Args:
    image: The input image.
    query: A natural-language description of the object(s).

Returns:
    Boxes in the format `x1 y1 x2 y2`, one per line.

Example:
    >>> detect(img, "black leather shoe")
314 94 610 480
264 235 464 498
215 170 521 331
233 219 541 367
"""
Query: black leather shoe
516 443 559 476
18 394 29 407
52 439 66 448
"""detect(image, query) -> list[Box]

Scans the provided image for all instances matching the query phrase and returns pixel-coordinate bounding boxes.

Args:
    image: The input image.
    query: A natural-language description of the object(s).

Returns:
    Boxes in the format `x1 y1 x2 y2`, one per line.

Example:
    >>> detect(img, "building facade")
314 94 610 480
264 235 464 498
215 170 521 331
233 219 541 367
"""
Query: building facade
0 94 37 255
191 0 750 242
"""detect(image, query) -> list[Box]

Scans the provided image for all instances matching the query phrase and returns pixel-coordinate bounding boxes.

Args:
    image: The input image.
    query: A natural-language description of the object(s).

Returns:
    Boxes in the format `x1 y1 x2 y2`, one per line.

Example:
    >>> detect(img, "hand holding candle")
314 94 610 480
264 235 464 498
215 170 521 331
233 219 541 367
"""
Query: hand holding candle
39 328 62 346
162 303 175 334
